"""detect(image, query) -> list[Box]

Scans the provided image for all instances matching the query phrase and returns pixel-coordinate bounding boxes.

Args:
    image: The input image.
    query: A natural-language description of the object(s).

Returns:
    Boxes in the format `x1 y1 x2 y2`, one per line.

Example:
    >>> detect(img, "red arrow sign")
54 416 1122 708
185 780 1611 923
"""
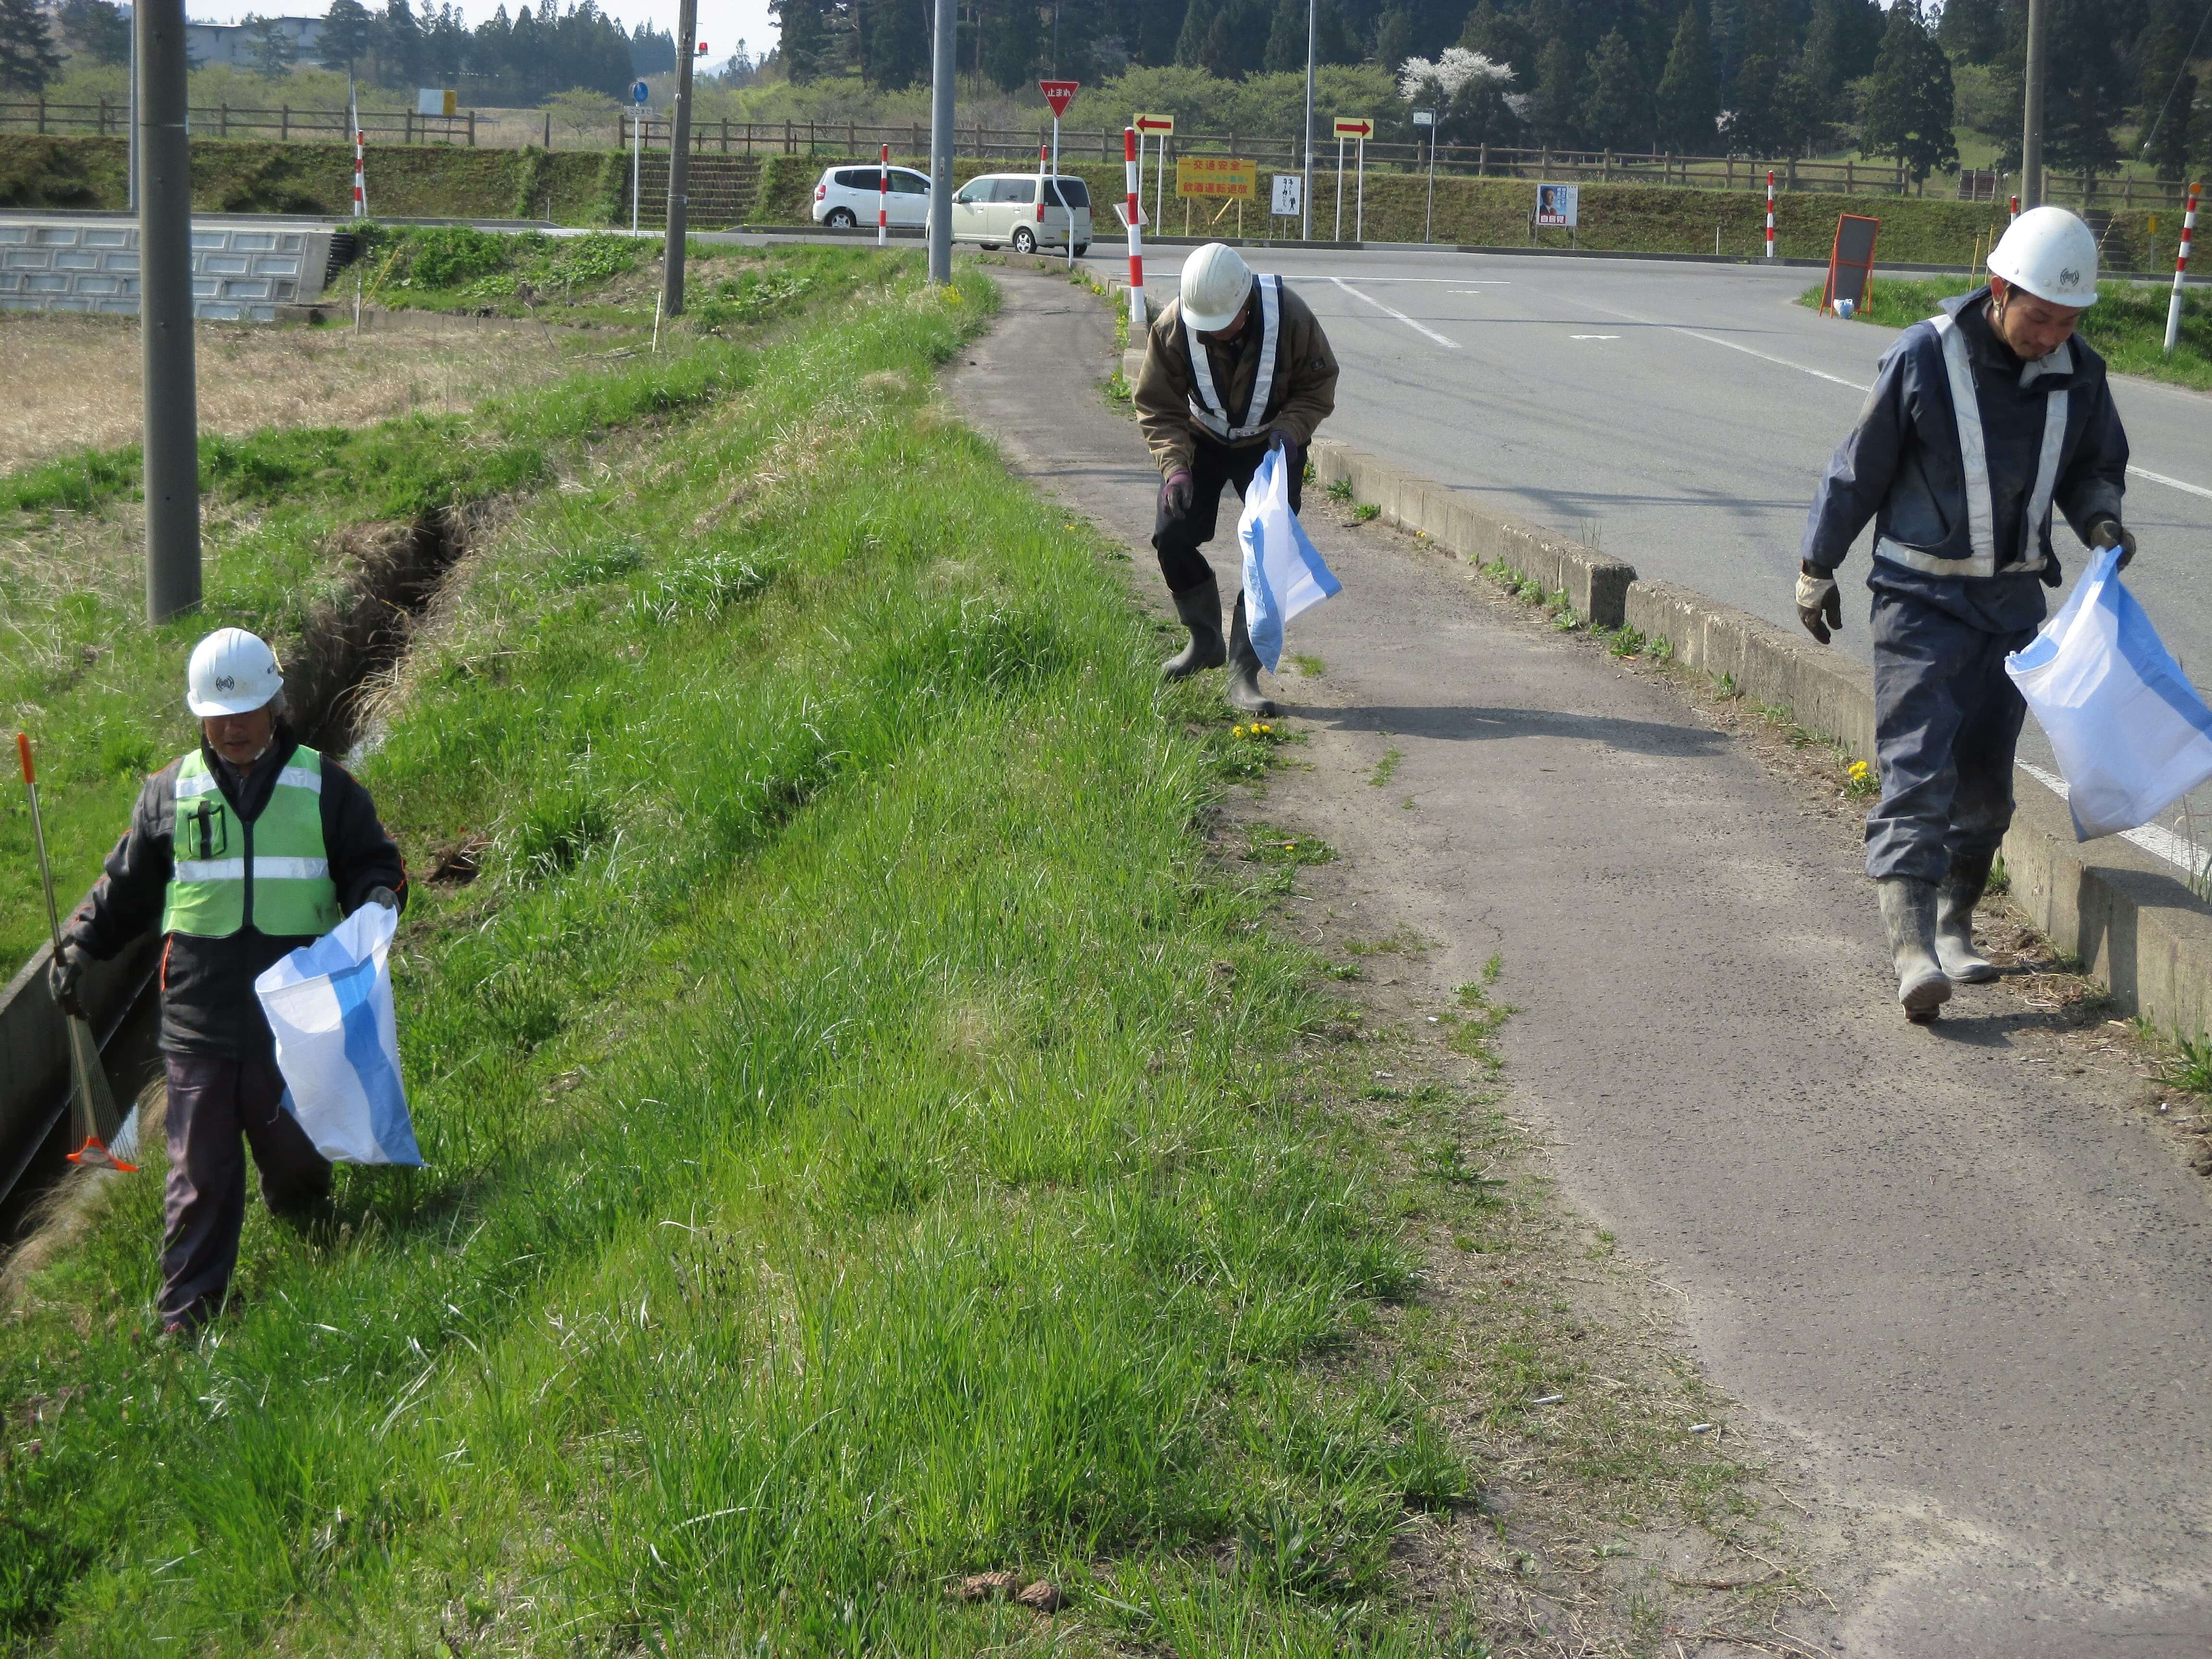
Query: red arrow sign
1331 116 1375 139
1039 79 1080 118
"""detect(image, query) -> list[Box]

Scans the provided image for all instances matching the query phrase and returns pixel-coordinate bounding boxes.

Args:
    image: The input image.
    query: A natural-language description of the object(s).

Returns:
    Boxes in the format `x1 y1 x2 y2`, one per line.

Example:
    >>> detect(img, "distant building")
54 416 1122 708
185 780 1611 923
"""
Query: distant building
184 15 325 67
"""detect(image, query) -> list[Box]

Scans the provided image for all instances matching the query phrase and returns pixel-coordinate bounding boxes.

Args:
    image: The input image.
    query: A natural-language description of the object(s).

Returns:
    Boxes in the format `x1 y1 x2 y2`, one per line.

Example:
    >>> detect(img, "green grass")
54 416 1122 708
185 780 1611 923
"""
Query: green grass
0 243 886 970
1798 276 2212 391
0 258 1470 1654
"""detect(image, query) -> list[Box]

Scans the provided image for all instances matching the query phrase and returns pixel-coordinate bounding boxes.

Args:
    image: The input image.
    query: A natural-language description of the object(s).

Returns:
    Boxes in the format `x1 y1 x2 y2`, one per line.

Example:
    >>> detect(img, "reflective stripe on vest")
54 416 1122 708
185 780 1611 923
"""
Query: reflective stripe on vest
1185 274 1281 442
1876 315 2069 581
161 746 343 938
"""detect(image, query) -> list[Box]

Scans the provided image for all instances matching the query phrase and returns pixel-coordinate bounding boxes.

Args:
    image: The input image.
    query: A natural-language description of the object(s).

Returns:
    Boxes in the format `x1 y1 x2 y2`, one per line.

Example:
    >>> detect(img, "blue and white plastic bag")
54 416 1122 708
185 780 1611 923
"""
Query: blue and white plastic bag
1238 446 1341 673
2006 543 2212 842
254 901 423 1166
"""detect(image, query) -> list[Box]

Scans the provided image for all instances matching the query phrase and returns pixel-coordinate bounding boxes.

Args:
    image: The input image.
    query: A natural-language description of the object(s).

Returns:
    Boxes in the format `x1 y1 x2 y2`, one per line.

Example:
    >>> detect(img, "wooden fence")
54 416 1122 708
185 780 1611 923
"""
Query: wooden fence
3 99 2191 211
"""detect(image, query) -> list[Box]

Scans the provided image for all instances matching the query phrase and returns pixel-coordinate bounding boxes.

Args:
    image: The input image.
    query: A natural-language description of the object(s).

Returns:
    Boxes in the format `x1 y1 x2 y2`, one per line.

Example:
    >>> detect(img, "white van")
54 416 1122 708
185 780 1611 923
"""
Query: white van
812 164 933 229
940 173 1094 254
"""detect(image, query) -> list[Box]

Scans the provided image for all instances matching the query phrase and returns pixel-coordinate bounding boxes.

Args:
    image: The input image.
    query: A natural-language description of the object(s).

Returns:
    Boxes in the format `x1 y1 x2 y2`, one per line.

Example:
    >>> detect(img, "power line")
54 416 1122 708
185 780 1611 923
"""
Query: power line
2139 0 2212 159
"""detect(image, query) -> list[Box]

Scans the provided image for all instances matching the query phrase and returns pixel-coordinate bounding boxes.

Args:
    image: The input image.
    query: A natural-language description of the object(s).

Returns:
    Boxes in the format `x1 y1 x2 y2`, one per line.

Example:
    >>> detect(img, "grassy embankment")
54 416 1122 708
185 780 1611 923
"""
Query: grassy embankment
0 250 1481 1653
0 237 875 969
1797 275 2212 392
8 131 2157 268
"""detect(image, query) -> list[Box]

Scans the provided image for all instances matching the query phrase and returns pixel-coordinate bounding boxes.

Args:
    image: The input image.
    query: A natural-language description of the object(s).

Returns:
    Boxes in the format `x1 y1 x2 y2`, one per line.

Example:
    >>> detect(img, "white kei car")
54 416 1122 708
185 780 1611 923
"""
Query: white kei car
937 172 1094 255
811 164 932 229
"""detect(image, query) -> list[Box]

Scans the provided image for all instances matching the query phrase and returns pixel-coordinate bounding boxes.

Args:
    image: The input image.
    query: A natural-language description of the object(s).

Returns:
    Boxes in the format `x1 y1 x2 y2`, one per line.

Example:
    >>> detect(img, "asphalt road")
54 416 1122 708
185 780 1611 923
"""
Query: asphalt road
1130 245 2212 674
960 267 2212 1656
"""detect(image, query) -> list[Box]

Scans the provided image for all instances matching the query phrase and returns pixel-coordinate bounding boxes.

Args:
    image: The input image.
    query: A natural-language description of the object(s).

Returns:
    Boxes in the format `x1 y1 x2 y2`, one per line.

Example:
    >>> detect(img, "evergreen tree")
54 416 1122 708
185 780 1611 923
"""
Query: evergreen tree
0 0 62 92
2042 0 2123 177
1263 0 1304 72
1584 28 1651 149
770 0 829 82
982 0 1042 88
373 0 422 86
1654 6 1719 151
320 0 374 72
1937 0 2006 64
2136 0 2199 180
1375 6 1412 72
56 0 130 65
1529 35 1586 146
1198 8 1243 76
1861 0 1957 183
248 15 301 75
863 0 930 86
1459 0 1531 77
1708 0 1746 87
1802 0 1880 95
1174 0 1218 63
1725 47 1779 152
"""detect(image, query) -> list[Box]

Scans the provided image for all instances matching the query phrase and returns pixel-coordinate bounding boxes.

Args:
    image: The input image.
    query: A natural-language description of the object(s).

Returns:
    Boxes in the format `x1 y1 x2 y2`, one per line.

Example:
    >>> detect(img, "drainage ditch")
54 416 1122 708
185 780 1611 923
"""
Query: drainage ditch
0 506 476 1249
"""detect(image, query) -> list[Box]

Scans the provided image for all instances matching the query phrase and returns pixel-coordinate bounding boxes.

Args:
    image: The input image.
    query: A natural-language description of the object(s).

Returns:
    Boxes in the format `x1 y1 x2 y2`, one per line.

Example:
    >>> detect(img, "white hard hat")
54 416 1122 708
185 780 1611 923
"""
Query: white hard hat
1988 205 2100 308
186 628 284 717
1179 241 1255 332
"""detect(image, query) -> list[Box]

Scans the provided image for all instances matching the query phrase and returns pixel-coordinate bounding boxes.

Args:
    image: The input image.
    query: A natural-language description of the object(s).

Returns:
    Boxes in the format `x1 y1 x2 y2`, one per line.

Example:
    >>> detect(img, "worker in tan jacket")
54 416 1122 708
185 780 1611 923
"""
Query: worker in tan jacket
1134 241 1339 715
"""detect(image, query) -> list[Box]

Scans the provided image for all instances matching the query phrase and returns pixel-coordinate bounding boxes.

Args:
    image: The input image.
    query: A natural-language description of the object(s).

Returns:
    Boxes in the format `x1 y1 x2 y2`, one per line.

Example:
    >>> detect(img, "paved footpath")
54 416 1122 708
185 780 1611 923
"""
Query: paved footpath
950 268 2212 1657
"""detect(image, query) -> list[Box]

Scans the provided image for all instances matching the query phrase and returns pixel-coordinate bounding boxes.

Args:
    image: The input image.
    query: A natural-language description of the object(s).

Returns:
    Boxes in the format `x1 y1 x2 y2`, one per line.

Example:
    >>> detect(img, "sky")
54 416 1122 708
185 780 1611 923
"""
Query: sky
184 0 782 70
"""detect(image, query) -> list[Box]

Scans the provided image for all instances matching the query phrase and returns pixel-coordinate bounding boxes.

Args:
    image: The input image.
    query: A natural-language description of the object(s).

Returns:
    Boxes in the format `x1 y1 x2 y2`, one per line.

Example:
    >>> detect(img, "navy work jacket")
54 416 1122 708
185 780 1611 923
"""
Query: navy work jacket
1801 288 2128 629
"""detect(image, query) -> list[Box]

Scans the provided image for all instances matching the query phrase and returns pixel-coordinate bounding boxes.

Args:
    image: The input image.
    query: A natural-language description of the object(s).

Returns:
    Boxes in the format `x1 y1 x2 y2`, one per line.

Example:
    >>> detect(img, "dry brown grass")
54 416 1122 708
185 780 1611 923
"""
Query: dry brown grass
0 312 603 472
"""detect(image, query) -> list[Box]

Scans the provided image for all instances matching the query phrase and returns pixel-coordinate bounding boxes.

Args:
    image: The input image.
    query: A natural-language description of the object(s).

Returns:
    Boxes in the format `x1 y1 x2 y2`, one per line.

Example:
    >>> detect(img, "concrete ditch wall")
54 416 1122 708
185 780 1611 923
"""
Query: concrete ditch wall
1310 437 2212 1043
0 217 334 320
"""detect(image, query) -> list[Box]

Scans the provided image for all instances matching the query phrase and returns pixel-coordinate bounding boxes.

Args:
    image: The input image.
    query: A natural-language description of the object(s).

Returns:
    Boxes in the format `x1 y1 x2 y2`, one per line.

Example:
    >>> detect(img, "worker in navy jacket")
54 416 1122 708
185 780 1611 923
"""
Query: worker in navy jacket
1797 207 2131 1022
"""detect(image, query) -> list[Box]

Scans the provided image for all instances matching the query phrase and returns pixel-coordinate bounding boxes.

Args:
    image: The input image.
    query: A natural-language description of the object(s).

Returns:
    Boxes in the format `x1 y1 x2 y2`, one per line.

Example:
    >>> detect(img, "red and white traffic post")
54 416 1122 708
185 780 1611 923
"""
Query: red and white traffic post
1124 125 1145 333
2167 181 2199 356
2009 193 2020 221
877 142 889 247
1765 169 1775 259
351 82 367 218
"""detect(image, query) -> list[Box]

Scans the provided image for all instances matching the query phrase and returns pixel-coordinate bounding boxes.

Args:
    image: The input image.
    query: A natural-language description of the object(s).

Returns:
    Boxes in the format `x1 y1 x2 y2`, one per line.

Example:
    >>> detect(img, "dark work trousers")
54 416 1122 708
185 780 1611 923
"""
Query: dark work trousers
159 1053 331 1328
1864 589 2036 883
1153 437 1301 594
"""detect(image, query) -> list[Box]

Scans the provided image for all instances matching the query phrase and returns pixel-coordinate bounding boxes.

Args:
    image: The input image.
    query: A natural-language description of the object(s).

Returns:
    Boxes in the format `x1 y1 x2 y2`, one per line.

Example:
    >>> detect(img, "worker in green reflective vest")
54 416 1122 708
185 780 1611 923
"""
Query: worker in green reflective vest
51 629 408 1336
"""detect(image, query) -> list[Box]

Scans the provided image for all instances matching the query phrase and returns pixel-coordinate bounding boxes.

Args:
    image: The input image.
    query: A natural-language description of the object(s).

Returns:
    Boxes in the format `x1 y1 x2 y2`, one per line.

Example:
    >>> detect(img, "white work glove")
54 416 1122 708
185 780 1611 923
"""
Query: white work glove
2088 518 2137 571
1796 566 1842 645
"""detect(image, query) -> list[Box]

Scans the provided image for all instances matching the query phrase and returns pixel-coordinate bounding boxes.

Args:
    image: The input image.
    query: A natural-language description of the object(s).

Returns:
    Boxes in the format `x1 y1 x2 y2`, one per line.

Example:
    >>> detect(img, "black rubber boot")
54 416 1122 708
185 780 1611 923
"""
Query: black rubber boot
1162 576 1227 681
1877 876 1952 1022
1226 594 1279 717
1936 852 2000 984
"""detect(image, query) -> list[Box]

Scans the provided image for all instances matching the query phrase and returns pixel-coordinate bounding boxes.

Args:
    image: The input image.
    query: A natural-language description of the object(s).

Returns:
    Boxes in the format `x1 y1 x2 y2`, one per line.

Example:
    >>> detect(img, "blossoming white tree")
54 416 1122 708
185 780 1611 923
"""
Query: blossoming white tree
1397 46 1521 145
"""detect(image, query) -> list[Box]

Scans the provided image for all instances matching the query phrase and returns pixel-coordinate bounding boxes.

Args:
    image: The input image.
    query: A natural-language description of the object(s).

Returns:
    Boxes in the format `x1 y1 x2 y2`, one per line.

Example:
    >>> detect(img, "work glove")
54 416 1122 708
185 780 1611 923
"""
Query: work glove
1269 431 1301 479
364 885 400 913
2088 518 2137 571
1796 565 1842 645
1160 469 1194 516
48 941 87 1020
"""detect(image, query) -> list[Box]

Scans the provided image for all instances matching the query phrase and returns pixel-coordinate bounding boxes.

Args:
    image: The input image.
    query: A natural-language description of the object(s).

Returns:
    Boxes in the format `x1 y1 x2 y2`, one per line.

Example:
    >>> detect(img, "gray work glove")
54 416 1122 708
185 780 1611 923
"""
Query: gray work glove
1796 565 1842 645
48 941 87 1020
2088 517 2137 571
1160 469 1194 515
364 886 400 912
1269 431 1300 478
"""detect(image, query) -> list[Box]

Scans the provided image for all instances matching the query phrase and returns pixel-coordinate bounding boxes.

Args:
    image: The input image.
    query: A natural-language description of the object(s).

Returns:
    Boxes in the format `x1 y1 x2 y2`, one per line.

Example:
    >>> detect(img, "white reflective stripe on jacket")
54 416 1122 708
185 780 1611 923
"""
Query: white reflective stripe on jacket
175 763 323 799
1185 275 1281 441
172 855 331 883
1876 315 2069 580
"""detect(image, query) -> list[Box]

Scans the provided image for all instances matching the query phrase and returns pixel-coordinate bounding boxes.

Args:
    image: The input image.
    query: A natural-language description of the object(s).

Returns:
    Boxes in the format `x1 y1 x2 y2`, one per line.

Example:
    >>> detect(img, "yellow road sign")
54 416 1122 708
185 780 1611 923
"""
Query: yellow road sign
1133 111 1176 134
1176 156 1255 199
1332 116 1374 138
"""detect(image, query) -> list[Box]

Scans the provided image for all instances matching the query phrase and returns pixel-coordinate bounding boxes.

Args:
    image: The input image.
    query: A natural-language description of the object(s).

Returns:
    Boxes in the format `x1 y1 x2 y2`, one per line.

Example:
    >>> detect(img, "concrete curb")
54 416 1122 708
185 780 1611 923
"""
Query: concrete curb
1305 439 2212 1041
1310 440 1635 629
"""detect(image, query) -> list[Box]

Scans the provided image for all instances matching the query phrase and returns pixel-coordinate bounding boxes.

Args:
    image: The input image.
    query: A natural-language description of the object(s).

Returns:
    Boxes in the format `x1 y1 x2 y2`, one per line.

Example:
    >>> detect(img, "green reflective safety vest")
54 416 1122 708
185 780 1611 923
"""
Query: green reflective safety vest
161 746 343 939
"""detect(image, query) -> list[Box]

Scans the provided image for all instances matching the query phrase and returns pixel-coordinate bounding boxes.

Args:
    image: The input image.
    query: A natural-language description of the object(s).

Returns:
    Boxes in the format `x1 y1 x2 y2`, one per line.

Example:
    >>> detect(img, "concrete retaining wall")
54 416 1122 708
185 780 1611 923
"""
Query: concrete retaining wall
0 218 334 321
1310 441 1635 628
0 934 158 1204
1309 438 2212 1042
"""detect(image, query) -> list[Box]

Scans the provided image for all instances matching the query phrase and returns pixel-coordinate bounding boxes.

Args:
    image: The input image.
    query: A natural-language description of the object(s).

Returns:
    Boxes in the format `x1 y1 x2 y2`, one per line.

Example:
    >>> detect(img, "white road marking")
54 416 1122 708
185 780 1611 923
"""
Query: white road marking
1328 276 1461 348
2129 464 2212 501
1284 276 1511 284
1671 327 1873 390
1569 334 1621 340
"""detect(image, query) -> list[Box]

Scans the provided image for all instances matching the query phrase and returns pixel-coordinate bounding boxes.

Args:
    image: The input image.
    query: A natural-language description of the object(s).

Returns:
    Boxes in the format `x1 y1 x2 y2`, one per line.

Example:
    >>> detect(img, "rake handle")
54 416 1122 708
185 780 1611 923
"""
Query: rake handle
16 732 63 951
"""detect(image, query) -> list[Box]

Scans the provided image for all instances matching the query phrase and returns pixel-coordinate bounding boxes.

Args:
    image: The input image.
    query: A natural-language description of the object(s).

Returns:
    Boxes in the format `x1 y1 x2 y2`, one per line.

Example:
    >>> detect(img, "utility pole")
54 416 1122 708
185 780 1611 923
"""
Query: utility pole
1301 0 1315 241
928 0 955 284
2020 0 2048 208
138 0 199 624
661 0 698 317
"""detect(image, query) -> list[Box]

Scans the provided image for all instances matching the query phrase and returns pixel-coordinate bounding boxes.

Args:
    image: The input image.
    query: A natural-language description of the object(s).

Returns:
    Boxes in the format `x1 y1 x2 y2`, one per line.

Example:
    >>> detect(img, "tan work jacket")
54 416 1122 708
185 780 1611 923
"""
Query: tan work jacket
1133 281 1338 478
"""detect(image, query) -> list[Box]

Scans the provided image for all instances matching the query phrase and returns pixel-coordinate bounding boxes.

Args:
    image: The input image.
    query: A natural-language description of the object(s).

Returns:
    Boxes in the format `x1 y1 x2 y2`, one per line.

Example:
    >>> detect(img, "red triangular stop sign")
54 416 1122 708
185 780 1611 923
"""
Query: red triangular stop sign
1039 80 1079 118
